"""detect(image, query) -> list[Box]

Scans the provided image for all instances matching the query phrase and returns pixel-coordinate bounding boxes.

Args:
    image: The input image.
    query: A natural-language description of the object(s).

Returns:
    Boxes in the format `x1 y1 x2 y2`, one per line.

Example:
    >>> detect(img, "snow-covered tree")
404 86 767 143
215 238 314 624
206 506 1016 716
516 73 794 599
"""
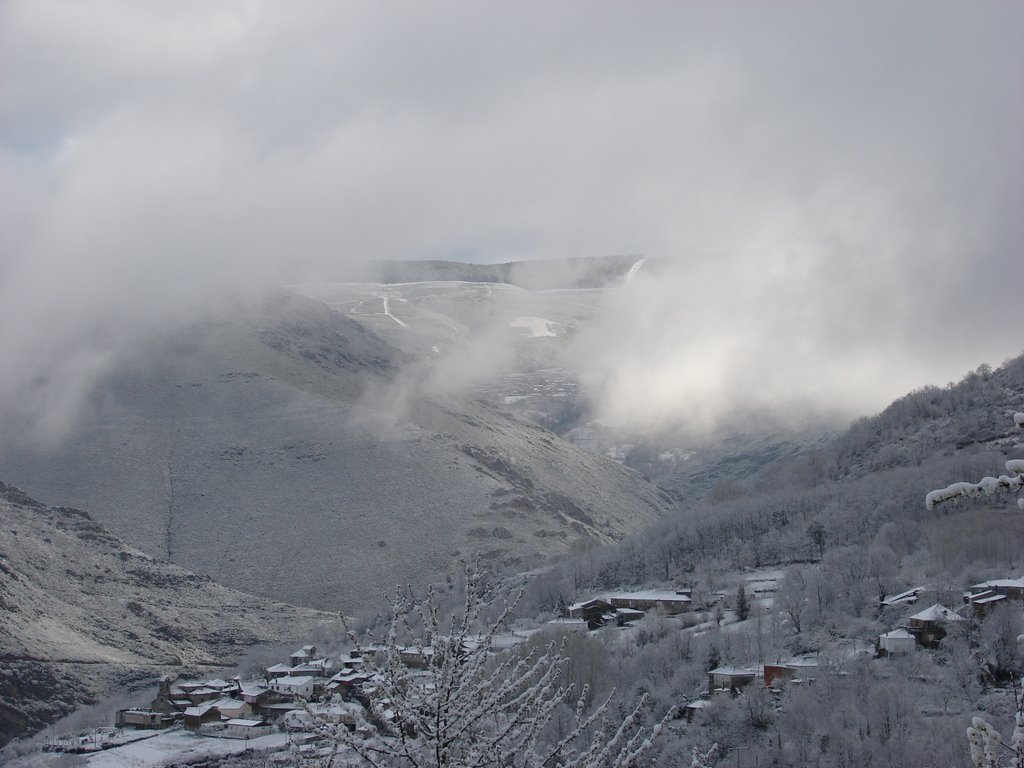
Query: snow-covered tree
925 412 1024 511
966 689 1024 768
689 742 719 768
310 563 671 767
927 413 1024 767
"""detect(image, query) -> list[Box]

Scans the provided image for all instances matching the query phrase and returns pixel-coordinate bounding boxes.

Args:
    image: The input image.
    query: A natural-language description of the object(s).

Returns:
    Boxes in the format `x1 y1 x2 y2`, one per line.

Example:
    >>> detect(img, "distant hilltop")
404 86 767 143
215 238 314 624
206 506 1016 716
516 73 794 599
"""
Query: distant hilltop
344 255 661 291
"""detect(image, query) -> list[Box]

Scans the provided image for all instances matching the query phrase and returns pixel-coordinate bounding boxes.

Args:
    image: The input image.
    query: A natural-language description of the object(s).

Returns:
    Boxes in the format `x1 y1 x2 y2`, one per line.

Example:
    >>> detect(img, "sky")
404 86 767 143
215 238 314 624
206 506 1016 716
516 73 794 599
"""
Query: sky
1 1 1023 439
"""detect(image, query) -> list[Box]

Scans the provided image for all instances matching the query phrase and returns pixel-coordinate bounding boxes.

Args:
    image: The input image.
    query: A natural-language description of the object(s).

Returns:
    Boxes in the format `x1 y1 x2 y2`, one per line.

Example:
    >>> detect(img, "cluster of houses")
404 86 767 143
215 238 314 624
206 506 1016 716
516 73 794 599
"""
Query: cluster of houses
683 658 820 721
876 577 1024 655
113 639 496 742
556 588 693 630
684 575 1024 720
115 644 376 740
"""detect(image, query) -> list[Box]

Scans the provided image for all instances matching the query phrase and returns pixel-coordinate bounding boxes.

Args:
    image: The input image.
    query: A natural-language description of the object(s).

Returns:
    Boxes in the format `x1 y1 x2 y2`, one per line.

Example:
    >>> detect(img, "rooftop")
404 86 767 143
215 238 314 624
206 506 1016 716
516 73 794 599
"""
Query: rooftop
970 578 1024 590
709 666 760 677
909 604 964 622
273 675 315 686
607 589 691 602
881 629 914 639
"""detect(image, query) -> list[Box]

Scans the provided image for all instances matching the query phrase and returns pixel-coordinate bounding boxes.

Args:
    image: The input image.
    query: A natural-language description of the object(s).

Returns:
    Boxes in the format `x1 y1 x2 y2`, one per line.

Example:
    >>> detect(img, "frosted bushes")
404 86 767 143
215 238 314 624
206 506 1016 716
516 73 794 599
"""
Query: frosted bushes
925 413 1024 511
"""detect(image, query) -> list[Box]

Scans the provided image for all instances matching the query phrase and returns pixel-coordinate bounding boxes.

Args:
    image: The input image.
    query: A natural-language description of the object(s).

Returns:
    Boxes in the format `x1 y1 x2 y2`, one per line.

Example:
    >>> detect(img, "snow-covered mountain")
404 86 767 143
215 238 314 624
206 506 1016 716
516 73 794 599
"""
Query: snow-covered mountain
0 291 671 612
350 254 654 290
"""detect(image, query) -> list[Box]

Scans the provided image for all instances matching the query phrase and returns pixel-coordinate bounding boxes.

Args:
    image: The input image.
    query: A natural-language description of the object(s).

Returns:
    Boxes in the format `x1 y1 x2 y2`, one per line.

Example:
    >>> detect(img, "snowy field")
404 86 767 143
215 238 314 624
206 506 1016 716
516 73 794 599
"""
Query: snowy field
78 729 290 767
508 316 558 338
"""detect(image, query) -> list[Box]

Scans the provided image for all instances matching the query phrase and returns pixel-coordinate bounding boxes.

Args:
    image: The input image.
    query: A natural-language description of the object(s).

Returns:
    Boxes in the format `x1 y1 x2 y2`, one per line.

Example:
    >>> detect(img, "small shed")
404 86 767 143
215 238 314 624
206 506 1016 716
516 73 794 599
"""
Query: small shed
683 699 711 722
708 667 759 697
879 629 916 655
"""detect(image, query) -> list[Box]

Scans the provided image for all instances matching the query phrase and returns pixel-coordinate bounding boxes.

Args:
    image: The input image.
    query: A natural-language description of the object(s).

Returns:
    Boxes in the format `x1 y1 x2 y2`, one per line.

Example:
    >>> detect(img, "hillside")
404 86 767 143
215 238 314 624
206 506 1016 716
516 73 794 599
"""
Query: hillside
0 482 336 746
525 352 1024 609
824 354 1024 480
0 291 670 612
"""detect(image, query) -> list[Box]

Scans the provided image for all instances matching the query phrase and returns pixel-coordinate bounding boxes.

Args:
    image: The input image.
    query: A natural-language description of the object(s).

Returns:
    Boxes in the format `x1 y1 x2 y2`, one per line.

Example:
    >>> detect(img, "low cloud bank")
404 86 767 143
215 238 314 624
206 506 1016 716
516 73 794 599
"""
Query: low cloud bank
1 1 1021 442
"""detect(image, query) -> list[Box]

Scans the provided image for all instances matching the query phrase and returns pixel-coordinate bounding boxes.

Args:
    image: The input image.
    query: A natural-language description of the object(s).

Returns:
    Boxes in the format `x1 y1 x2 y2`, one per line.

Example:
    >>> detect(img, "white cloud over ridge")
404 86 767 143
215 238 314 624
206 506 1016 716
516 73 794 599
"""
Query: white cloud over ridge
1 1 1022 439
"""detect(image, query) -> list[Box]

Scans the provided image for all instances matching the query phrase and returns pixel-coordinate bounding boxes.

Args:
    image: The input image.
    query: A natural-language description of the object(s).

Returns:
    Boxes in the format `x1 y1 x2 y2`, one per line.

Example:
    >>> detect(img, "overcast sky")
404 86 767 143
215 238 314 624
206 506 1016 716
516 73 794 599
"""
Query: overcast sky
2 1 1022 438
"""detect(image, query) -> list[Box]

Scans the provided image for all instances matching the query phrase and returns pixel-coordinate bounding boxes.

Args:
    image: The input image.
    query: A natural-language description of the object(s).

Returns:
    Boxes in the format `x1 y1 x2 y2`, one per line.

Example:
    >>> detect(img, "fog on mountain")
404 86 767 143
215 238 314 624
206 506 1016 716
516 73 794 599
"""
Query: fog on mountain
1 2 1023 766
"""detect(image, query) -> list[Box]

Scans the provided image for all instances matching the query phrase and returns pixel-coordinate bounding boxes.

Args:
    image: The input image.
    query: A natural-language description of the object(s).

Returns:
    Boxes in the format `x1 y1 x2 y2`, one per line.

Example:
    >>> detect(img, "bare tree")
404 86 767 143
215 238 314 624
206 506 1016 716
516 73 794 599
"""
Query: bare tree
776 567 807 635
310 563 671 767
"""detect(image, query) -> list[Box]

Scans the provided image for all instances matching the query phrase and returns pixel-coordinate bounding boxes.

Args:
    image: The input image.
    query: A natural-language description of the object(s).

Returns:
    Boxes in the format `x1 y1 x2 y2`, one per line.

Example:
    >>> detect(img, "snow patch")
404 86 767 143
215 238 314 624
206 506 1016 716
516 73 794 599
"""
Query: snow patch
509 316 558 338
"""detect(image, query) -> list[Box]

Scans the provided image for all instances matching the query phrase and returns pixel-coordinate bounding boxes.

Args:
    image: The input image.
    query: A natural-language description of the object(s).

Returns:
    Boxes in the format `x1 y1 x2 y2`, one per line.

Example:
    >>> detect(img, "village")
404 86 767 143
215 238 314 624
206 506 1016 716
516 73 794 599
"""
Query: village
32 572 1023 765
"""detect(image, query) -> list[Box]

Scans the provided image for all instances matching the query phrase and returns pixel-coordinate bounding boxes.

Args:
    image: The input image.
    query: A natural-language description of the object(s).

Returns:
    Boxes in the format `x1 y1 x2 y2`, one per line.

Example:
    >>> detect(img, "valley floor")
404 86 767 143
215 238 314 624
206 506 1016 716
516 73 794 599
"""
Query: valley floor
6 728 291 768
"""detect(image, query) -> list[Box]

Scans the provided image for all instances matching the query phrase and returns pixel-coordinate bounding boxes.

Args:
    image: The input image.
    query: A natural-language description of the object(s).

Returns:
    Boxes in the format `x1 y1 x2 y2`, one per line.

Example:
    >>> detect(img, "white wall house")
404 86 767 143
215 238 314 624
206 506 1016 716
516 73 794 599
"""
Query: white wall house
269 675 316 698
879 629 916 655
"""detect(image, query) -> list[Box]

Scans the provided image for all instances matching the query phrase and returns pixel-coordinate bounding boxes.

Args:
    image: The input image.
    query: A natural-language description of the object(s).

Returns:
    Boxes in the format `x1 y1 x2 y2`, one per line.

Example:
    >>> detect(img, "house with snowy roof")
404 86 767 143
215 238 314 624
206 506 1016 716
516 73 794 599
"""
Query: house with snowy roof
269 675 317 699
965 578 1024 616
568 598 615 624
327 669 373 694
399 645 435 669
906 603 964 647
114 708 177 729
566 598 646 630
224 718 273 738
307 701 363 728
606 589 692 615
763 658 819 686
291 657 334 677
265 663 294 679
210 697 252 720
337 651 364 667
183 702 222 730
289 645 317 664
238 682 274 706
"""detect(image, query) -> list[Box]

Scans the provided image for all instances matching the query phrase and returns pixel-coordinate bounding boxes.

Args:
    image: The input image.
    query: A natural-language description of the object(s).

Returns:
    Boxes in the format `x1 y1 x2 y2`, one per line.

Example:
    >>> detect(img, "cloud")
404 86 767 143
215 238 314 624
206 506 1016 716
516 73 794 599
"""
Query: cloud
1 0 1022 440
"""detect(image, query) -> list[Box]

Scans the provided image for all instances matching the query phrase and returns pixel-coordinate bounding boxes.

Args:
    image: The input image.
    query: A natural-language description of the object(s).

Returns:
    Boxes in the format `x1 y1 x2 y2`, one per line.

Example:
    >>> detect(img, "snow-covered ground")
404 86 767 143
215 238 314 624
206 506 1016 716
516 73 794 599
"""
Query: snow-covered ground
625 257 646 281
78 729 290 767
509 316 558 338
380 295 408 327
